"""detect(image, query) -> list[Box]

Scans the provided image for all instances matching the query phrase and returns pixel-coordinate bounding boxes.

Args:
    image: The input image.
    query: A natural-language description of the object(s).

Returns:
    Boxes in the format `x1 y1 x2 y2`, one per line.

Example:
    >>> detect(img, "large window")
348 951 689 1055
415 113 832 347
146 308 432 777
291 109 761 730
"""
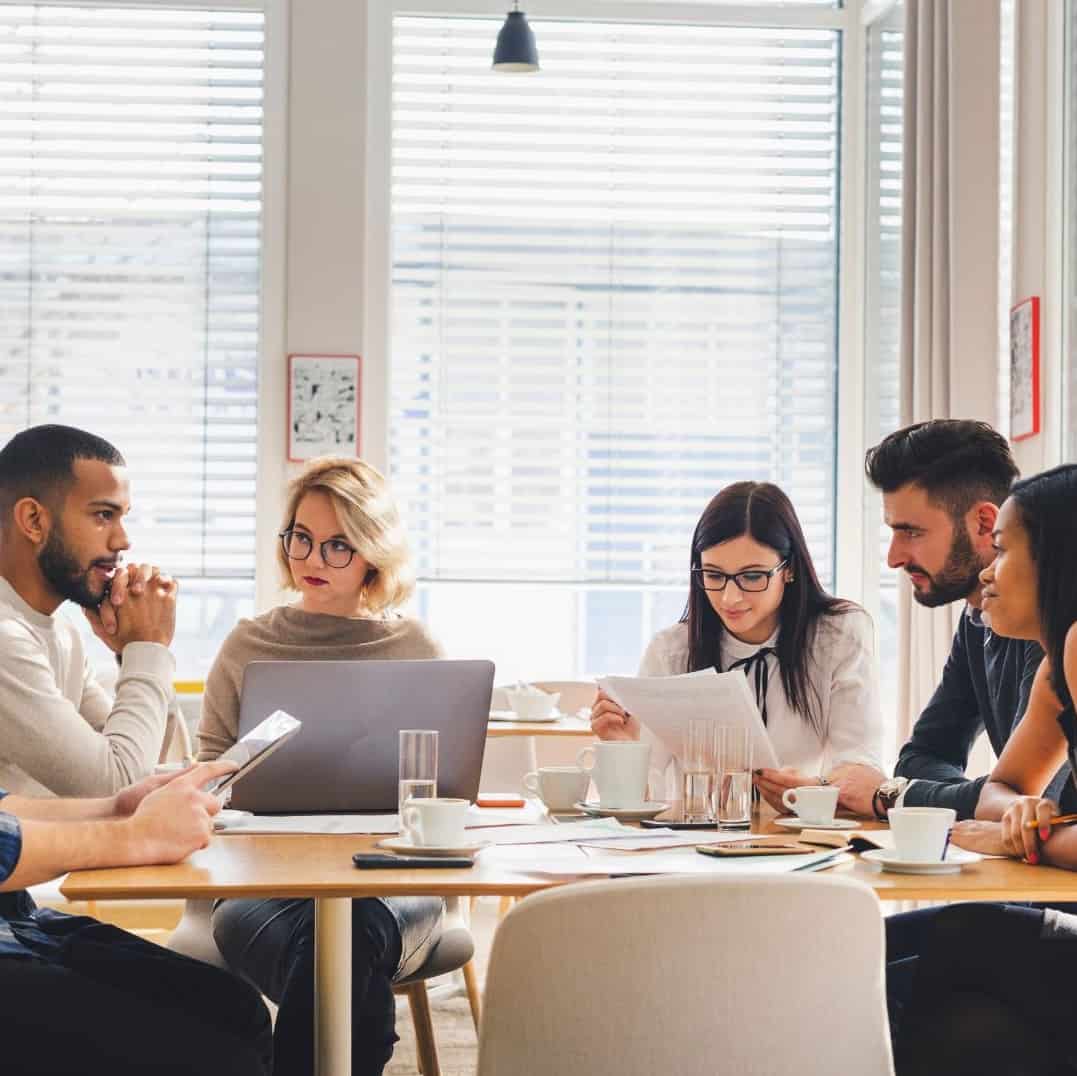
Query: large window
0 4 263 675
388 10 842 680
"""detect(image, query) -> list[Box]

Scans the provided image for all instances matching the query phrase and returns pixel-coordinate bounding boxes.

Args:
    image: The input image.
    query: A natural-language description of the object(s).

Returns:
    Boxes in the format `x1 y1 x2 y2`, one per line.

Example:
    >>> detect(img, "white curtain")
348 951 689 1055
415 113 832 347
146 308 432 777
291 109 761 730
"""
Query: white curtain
897 0 1002 742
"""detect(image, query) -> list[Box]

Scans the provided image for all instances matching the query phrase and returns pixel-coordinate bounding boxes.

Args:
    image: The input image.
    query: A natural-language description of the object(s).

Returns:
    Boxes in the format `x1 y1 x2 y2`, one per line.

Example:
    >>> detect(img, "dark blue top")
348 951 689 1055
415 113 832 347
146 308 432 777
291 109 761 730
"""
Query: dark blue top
897 607 1073 819
0 790 84 961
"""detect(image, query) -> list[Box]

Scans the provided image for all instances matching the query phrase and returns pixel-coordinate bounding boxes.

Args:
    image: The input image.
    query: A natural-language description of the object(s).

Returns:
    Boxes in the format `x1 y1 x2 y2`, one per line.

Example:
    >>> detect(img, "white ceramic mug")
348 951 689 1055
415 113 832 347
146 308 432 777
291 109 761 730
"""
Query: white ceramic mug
781 785 840 825
576 742 660 809
523 766 590 811
401 797 470 848
887 806 956 862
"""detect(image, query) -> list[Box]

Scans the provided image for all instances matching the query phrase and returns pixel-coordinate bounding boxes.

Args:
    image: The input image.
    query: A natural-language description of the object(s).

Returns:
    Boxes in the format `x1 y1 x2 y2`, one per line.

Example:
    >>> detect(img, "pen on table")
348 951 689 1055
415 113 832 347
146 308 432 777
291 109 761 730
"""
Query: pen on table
1022 813 1077 831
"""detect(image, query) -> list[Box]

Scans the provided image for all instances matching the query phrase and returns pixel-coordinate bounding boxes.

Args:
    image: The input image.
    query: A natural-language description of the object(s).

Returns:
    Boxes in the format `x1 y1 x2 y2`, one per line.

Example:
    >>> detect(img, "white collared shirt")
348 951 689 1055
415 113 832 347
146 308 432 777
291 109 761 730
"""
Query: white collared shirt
637 606 883 778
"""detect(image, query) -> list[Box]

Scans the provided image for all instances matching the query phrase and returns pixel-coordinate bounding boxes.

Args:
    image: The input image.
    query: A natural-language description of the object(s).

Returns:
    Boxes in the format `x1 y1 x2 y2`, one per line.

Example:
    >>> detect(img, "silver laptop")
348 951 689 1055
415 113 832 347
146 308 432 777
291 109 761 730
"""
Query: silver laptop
230 659 494 813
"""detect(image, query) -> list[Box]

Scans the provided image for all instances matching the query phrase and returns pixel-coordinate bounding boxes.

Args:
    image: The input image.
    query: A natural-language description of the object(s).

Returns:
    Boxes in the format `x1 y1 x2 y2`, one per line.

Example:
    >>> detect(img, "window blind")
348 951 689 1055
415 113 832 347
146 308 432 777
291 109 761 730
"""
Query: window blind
390 15 841 587
0 4 263 581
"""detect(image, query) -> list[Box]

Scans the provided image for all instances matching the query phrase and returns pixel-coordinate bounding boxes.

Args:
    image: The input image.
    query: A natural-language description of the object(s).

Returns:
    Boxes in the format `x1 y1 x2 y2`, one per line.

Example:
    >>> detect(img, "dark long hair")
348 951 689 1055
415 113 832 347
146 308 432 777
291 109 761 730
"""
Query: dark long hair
681 481 851 733
1008 465 1077 709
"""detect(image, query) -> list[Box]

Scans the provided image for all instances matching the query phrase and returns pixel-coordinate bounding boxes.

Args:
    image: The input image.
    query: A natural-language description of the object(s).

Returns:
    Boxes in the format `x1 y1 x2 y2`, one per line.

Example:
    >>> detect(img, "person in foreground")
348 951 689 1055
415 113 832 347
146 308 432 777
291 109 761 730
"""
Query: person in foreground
198 457 444 1076
838 419 1069 821
590 481 883 810
0 760 273 1076
0 424 184 798
894 464 1077 1076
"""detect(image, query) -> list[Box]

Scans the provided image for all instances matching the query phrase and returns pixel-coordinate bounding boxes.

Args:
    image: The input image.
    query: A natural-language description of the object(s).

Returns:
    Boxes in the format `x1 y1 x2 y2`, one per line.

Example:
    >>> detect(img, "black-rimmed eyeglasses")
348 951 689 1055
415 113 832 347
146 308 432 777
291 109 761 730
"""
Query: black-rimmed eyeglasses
691 560 788 593
279 529 358 569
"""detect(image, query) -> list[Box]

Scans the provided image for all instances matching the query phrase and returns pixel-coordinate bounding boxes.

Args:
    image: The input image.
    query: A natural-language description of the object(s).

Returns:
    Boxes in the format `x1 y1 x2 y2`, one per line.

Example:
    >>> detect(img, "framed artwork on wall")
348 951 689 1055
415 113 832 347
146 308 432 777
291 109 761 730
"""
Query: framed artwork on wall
287 354 362 461
1009 297 1040 442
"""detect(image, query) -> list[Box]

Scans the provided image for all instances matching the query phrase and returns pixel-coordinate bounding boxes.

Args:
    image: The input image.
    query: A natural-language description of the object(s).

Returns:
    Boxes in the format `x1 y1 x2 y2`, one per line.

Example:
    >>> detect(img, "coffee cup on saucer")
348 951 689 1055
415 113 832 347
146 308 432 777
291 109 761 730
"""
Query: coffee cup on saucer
576 742 661 809
401 797 470 848
523 766 590 812
781 785 840 825
887 807 956 862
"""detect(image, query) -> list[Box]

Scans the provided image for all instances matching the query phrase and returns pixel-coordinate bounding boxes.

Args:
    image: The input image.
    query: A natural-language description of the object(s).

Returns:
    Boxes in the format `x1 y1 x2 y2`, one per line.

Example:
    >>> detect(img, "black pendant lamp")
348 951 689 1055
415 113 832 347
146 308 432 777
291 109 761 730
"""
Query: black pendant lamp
492 2 539 73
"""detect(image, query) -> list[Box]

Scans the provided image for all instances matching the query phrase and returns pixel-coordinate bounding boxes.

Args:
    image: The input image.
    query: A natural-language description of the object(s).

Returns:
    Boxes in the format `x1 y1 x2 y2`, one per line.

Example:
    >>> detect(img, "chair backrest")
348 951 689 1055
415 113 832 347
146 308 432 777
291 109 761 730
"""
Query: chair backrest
478 873 893 1076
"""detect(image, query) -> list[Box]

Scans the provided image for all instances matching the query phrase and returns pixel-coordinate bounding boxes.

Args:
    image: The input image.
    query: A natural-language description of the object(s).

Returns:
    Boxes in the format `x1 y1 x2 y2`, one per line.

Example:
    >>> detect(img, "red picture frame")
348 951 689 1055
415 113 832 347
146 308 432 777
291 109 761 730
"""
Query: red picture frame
1009 297 1040 442
287 354 362 462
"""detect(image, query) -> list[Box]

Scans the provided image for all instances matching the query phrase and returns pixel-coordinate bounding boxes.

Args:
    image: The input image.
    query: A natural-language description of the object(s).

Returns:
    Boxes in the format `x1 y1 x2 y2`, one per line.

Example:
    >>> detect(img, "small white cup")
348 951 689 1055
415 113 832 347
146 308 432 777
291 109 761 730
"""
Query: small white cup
523 766 590 811
504 688 560 720
577 742 660 809
402 797 470 848
781 785 840 825
887 806 956 862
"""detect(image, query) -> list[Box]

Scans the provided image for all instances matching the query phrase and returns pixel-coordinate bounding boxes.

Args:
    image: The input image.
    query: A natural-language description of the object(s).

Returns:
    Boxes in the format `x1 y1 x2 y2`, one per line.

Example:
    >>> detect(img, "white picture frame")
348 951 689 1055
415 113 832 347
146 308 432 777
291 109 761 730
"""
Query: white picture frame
288 354 362 461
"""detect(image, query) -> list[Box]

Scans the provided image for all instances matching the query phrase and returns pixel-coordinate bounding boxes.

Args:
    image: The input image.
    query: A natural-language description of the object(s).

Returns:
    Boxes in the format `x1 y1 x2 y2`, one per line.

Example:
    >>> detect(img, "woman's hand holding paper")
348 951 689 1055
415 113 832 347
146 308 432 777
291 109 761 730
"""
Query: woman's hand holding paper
589 690 642 742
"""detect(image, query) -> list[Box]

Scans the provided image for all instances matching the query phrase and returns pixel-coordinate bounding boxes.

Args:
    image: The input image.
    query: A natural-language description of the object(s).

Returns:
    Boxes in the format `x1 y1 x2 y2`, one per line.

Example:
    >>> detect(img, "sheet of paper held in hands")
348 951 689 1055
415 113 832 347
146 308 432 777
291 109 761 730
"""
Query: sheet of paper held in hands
599 668 780 770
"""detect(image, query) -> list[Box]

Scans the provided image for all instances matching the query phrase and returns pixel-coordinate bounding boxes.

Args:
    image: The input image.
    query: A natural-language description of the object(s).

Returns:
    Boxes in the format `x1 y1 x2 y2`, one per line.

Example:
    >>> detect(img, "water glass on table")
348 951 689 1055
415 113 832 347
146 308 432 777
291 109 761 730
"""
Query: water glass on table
681 719 717 823
398 729 439 829
716 726 752 829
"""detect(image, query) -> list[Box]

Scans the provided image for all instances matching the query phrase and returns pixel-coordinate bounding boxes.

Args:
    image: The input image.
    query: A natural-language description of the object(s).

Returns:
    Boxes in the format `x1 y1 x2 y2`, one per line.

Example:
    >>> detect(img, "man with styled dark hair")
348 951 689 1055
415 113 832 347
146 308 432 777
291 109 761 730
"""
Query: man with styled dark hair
0 423 181 797
835 419 1070 820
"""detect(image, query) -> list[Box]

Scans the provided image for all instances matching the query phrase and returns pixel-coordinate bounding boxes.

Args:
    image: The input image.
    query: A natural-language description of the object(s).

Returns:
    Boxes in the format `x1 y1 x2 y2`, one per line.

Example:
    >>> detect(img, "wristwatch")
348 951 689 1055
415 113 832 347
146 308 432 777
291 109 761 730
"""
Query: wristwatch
872 777 909 820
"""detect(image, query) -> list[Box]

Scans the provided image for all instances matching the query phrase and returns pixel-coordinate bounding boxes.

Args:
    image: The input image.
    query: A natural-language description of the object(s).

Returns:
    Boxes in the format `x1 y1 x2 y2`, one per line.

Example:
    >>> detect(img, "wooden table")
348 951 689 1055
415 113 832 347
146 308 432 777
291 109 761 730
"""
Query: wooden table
486 715 595 738
61 819 1077 1075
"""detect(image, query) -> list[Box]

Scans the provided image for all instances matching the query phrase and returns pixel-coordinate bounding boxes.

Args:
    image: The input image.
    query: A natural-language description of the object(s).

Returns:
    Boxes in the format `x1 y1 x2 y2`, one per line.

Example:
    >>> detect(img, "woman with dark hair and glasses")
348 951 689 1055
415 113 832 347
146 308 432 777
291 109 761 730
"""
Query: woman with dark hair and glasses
887 464 1077 1076
195 456 444 1076
590 481 883 811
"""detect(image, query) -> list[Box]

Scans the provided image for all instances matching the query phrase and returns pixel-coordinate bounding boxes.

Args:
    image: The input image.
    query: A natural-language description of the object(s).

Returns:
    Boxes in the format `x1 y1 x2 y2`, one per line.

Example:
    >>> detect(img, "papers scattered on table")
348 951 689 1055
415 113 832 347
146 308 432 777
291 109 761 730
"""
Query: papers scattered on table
599 669 779 770
574 832 761 852
490 843 852 877
466 818 674 846
215 814 401 835
465 801 546 827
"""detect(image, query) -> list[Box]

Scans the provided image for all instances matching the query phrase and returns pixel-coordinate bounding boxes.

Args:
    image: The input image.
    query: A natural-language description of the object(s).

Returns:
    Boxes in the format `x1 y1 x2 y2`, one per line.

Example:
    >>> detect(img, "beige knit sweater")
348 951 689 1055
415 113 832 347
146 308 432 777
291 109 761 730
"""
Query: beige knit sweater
197 605 442 760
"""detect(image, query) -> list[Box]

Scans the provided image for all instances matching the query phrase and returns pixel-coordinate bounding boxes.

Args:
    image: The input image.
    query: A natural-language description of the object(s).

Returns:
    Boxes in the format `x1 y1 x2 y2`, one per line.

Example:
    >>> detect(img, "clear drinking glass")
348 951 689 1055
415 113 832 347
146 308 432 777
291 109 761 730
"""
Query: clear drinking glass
681 719 717 823
398 729 438 823
716 726 752 829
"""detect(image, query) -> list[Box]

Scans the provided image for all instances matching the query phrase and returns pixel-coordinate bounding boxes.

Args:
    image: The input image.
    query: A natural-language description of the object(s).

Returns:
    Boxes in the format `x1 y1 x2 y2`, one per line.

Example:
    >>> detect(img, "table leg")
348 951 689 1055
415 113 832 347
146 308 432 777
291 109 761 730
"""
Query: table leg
315 896 352 1076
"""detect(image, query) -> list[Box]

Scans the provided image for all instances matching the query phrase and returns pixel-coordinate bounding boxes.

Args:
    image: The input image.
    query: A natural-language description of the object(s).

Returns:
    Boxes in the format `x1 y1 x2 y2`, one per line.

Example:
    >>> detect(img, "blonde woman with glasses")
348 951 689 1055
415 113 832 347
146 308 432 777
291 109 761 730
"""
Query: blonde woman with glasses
197 457 443 1076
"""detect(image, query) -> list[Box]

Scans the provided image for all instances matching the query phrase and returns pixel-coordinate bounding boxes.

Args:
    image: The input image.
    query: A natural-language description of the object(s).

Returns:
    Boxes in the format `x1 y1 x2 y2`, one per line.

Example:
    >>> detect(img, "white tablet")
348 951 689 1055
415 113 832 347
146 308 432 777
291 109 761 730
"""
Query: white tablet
210 709 302 797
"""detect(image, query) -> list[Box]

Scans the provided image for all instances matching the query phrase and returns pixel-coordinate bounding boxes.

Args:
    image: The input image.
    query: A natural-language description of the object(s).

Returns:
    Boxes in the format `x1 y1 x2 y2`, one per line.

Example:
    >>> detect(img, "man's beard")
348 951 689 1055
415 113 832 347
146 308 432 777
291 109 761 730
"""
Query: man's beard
907 525 984 608
38 527 116 609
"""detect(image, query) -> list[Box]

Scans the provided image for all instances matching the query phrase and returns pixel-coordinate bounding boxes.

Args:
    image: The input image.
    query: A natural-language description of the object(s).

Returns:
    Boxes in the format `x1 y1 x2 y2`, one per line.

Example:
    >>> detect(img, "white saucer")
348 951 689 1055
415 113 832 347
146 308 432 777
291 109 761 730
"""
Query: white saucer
489 709 562 724
574 801 669 822
860 847 982 875
774 817 860 832
377 836 490 858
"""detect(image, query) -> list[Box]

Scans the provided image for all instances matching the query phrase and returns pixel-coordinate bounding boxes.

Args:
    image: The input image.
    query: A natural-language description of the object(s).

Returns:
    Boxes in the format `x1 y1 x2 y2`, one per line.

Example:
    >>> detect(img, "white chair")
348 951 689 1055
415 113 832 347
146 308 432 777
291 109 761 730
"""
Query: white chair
477 873 894 1076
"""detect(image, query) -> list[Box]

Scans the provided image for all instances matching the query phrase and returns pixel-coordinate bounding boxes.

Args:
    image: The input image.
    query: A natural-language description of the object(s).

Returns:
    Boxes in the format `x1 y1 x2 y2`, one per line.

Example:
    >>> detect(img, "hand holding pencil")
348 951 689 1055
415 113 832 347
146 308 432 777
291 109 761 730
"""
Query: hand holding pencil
1002 796 1064 864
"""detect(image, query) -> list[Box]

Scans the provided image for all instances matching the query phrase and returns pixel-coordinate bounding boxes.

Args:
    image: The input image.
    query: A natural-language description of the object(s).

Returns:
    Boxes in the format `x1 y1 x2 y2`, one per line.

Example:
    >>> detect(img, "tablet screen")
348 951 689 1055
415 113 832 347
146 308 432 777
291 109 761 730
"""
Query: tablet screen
210 709 302 795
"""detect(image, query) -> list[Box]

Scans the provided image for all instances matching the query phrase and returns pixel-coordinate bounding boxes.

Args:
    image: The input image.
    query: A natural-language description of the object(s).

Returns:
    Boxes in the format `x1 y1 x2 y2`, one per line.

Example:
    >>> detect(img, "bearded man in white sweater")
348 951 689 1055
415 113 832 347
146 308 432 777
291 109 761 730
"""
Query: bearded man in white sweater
0 424 179 797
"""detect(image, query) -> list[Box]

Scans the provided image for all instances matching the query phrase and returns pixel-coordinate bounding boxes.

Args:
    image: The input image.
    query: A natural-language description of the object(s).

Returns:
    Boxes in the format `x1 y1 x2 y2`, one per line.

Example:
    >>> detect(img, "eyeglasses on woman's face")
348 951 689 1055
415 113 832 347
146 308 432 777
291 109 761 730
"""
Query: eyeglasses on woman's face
279 528 358 569
691 560 788 593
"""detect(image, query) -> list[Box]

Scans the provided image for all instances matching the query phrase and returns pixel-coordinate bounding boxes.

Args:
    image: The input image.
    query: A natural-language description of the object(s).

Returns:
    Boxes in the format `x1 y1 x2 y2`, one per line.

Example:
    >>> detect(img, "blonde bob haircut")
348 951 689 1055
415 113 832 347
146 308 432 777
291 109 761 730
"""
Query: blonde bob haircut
278 456 415 614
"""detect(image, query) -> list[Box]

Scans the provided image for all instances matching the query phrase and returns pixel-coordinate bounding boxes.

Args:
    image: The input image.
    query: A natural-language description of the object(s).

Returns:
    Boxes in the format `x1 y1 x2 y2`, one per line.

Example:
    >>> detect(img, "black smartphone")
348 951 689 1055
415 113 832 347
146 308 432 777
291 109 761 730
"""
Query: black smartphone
639 815 719 830
352 853 475 870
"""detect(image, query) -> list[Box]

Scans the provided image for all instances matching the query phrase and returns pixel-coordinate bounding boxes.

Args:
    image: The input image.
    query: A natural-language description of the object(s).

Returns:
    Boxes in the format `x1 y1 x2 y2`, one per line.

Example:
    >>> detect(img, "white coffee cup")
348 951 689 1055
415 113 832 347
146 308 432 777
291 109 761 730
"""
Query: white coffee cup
401 797 470 848
781 784 840 825
887 806 956 862
523 766 590 811
576 742 660 809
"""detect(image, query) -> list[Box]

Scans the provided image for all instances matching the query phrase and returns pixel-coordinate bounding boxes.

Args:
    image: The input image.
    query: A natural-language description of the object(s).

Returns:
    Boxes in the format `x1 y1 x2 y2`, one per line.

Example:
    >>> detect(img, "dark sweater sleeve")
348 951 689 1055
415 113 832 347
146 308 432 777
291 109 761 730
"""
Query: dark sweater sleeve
896 620 986 818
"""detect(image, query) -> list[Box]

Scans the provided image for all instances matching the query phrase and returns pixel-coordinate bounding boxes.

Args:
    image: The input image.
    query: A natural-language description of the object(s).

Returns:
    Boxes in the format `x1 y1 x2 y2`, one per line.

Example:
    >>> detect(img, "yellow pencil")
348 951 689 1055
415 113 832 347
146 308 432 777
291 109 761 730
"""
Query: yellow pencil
1023 813 1077 830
